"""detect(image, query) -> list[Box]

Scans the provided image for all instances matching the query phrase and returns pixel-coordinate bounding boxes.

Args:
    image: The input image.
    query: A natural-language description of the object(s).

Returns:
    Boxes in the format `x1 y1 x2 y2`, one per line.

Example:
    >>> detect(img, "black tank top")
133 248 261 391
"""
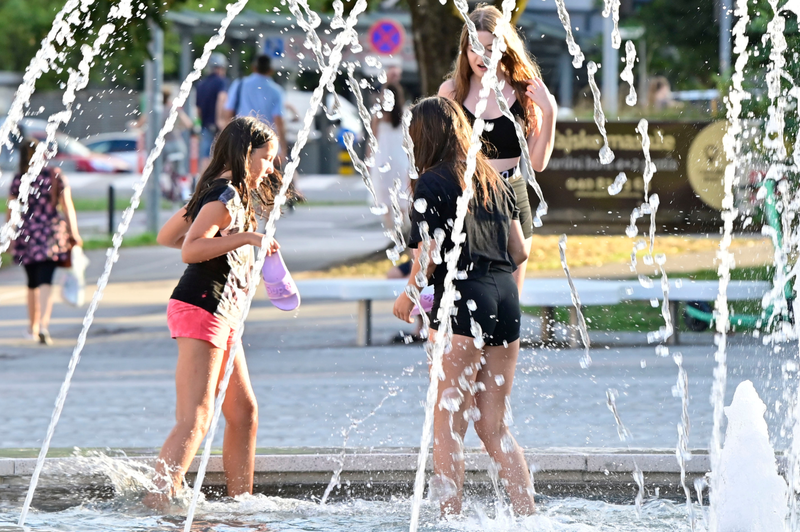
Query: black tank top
461 100 525 159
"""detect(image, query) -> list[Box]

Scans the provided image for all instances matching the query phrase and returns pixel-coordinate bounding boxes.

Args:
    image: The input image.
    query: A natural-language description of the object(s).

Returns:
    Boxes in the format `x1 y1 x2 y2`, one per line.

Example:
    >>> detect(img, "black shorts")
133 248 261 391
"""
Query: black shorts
23 260 58 289
430 270 521 347
500 169 534 240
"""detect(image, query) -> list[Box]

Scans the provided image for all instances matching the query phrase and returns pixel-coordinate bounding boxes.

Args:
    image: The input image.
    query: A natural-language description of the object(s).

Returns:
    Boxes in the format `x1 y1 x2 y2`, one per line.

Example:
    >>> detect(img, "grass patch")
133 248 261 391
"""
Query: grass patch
82 231 158 251
295 236 769 279
2 196 174 212
521 266 773 333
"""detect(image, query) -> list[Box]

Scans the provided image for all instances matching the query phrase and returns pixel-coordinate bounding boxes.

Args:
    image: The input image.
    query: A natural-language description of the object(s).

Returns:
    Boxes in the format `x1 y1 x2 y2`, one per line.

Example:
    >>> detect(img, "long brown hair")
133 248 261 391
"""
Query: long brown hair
184 116 285 229
19 137 62 208
409 96 503 207
448 4 543 136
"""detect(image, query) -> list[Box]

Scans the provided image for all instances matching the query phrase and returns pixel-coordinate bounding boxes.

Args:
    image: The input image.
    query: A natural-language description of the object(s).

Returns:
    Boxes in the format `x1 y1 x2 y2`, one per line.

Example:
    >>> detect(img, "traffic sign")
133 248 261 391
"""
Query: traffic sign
369 19 405 56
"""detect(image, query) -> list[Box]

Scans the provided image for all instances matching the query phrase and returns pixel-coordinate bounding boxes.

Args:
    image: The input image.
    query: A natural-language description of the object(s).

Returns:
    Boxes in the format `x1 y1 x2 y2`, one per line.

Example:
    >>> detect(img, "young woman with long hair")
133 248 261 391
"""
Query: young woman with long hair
144 117 285 509
393 97 534 516
439 4 557 293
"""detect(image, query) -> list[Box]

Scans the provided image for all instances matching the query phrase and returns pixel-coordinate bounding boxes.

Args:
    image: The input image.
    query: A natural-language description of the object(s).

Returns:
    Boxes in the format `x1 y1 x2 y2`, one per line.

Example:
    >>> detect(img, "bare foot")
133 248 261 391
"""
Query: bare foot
142 490 171 512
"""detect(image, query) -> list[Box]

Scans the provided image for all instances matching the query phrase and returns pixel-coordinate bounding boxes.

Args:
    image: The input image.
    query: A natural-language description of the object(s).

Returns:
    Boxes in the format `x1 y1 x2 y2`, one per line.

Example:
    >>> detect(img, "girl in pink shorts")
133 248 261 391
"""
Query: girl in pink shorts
144 117 283 509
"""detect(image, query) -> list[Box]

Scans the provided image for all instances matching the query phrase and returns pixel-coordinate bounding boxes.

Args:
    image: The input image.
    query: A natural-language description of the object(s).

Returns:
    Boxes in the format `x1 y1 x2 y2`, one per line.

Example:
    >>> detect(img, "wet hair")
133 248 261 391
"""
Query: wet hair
383 83 405 128
184 116 285 229
254 55 272 75
408 96 503 207
447 4 543 137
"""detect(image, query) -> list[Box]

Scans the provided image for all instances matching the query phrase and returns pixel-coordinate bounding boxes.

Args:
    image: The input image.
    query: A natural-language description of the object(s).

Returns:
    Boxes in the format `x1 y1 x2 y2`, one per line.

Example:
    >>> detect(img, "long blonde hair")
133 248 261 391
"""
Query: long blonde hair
448 4 542 136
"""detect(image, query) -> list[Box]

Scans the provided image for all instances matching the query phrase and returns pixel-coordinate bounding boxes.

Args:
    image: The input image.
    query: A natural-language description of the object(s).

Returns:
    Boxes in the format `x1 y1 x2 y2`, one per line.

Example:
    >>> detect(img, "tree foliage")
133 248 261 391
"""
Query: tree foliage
632 0 720 90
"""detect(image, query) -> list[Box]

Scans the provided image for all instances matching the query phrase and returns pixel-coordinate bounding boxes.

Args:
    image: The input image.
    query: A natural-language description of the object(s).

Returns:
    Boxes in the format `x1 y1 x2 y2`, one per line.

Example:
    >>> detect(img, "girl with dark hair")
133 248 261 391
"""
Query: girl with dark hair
392 97 534 516
439 4 557 293
145 117 284 508
6 138 82 345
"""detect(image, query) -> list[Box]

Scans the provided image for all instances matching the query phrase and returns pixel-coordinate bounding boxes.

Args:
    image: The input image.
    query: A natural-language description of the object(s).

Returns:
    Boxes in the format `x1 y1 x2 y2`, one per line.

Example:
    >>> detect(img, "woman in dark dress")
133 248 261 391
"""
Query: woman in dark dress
7 138 82 345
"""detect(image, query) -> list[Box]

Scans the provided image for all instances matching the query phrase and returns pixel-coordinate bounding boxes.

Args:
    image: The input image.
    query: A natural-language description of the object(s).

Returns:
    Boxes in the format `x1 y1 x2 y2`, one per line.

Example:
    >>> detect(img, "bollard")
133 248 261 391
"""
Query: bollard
108 184 115 235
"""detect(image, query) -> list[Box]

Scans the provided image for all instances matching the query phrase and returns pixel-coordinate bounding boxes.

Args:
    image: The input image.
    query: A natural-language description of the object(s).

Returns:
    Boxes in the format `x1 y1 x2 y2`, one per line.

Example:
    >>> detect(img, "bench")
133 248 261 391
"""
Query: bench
294 279 772 347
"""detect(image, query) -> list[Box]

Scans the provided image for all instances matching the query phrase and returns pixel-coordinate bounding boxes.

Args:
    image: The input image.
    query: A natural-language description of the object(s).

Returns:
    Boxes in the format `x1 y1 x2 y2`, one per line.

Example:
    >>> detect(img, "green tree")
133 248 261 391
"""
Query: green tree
633 0 720 89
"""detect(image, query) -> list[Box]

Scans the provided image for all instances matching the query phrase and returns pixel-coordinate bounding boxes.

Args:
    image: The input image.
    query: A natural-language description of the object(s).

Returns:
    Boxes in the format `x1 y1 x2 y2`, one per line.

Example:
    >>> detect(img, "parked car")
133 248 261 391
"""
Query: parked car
82 131 140 170
0 116 132 173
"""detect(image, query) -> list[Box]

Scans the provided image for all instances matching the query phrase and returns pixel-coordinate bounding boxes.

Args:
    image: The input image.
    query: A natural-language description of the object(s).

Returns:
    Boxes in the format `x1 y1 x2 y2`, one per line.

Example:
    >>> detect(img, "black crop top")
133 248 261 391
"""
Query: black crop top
461 100 525 160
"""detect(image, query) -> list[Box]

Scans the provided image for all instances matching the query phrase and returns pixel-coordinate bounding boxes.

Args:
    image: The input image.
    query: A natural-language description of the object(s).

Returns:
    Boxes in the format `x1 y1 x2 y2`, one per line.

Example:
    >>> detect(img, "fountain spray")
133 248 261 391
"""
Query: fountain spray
709 0 749 528
183 1 369 529
15 0 251 526
408 1 513 528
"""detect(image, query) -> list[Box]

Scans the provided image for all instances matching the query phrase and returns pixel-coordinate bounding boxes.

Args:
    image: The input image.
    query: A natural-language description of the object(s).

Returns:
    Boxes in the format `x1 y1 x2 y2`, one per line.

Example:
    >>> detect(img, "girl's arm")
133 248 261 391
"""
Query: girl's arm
180 201 275 264
525 79 558 172
59 184 83 248
507 219 529 266
157 208 192 249
393 247 436 323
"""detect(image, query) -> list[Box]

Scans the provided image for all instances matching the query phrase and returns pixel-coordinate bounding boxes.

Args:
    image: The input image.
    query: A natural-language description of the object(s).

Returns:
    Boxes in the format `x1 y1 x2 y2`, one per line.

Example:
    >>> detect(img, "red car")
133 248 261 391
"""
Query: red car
32 131 133 173
0 117 132 174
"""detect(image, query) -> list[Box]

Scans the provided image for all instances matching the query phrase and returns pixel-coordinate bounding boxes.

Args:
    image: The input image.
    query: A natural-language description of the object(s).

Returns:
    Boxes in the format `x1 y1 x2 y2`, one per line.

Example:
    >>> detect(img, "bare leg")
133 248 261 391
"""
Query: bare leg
474 339 535 515
143 338 225 509
27 288 40 337
219 345 258 497
38 284 54 332
431 330 482 516
511 237 533 294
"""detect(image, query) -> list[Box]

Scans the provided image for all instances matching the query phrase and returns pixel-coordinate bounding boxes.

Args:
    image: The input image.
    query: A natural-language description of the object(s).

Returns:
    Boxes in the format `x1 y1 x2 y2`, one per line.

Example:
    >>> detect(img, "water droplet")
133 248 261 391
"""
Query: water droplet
466 299 477 311
413 198 427 213
608 172 627 195
640 359 647 368
494 374 505 386
655 345 669 357
370 204 388 215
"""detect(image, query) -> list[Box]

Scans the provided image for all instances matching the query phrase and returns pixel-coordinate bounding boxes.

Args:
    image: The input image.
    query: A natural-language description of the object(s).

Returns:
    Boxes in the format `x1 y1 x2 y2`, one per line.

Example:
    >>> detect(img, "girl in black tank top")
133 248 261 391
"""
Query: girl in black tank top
394 97 534 517
439 5 558 294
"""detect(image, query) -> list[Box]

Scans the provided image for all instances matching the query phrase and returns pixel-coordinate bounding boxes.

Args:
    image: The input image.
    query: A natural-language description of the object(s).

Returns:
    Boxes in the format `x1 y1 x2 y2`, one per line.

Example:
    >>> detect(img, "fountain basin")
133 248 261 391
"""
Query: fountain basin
0 447 736 509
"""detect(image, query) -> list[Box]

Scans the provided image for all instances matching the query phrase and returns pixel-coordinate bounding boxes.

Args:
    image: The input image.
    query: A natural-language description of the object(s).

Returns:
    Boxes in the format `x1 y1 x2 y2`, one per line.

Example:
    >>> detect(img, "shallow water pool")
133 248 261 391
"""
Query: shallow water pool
0 494 702 532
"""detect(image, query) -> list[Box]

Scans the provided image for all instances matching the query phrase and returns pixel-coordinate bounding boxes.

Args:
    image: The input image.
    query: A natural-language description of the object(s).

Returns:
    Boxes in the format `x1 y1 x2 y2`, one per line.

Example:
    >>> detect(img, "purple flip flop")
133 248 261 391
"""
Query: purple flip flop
262 249 301 311
410 293 434 317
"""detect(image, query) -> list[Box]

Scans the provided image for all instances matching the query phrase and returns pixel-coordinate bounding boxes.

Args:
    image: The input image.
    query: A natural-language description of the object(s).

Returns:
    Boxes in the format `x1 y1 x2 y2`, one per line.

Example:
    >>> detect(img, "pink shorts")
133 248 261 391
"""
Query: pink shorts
167 299 237 350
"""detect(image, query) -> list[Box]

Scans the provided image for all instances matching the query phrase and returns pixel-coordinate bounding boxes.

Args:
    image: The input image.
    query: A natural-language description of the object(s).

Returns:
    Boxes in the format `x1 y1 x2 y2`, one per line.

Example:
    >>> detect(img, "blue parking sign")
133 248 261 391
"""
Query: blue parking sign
262 37 285 58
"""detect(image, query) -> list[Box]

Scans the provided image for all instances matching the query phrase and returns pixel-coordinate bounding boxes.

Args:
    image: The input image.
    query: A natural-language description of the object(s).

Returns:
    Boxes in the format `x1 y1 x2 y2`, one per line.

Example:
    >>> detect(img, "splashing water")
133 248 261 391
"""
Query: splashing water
672 353 696 531
554 0 585 68
320 384 402 505
605 389 644 516
708 0 750 528
400 109 418 182
0 0 87 190
620 41 637 106
2 14 123 269
602 0 622 49
183 0 370 530
558 235 591 368
586 62 614 165
608 172 627 195
408 1 516 529
342 65 406 262
15 3 144 526
713 381 788 531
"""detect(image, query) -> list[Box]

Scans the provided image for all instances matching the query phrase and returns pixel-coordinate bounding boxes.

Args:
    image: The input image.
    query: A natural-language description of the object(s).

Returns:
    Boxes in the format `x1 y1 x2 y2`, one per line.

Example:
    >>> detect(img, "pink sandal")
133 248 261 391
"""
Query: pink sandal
410 293 434 317
262 250 301 311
